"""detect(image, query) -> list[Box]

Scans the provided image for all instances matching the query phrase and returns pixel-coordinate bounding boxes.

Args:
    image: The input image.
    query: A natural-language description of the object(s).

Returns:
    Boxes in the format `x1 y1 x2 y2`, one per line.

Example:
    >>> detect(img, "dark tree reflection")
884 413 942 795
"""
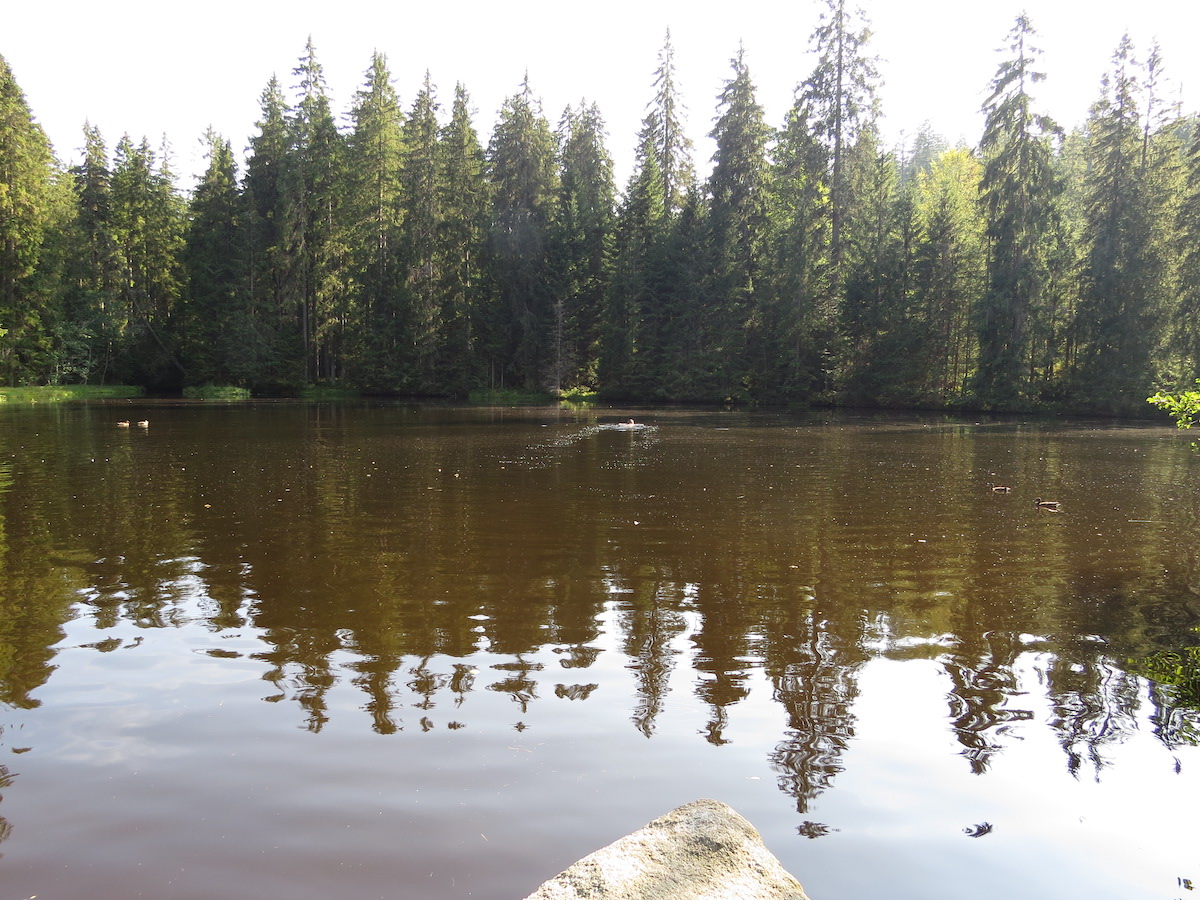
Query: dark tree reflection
766 607 865 812
944 631 1033 774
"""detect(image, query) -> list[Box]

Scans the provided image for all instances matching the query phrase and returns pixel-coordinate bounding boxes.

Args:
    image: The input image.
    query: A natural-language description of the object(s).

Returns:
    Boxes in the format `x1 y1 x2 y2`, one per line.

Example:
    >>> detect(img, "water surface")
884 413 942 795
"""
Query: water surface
1 402 1197 899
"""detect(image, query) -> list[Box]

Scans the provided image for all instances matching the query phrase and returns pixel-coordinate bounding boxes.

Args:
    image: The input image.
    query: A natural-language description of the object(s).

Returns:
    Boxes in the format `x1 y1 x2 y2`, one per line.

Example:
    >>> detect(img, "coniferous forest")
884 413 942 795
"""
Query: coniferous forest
3 7 1200 413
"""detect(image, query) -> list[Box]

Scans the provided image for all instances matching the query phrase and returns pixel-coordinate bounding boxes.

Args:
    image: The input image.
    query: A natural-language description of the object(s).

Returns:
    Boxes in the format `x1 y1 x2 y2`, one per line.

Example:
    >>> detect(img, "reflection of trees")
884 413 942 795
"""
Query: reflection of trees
943 631 1033 774
0 450 82 709
1146 681 1200 751
1042 645 1141 778
616 582 688 738
766 607 865 813
7 407 1200 823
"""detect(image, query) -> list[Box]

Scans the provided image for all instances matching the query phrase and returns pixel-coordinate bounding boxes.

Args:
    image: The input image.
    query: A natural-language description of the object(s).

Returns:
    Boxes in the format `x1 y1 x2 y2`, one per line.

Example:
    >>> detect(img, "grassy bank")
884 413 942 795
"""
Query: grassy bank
0 385 144 403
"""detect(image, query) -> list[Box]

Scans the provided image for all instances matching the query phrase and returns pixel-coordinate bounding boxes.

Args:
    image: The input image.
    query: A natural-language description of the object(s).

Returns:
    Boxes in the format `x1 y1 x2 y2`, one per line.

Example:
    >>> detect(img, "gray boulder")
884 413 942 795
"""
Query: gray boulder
522 798 812 900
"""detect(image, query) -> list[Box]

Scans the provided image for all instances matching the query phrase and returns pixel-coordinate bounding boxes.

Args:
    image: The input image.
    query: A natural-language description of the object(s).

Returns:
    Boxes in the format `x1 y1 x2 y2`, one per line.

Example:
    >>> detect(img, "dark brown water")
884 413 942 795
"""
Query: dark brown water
1 401 1198 899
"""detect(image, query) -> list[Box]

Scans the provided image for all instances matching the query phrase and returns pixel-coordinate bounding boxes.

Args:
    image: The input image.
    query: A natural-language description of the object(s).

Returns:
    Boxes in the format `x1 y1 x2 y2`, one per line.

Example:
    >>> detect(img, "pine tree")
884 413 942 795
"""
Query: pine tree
285 38 348 384
183 130 247 385
109 134 186 386
552 101 614 391
706 45 771 399
65 123 123 382
799 0 880 278
912 147 986 399
601 124 664 396
401 72 443 391
0 53 56 384
344 51 405 391
436 83 489 396
485 76 559 389
646 30 695 217
1174 120 1200 382
242 75 299 390
839 142 918 404
1072 35 1171 411
767 97 833 399
974 14 1061 408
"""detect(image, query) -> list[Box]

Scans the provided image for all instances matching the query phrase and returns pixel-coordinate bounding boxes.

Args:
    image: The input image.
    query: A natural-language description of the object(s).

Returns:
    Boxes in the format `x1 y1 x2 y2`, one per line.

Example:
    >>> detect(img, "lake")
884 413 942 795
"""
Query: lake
1 401 1197 899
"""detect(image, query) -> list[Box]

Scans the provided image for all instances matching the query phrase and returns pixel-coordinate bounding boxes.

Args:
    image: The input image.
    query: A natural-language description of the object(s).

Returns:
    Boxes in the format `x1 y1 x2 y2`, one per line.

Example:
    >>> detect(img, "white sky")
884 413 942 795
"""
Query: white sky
6 0 1200 191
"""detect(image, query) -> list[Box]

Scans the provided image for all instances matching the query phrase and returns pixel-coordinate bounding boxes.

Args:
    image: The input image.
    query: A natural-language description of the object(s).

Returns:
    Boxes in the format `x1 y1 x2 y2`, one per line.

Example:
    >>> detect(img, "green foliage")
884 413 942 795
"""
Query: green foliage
486 77 560 390
1131 630 1200 707
974 14 1062 409
467 387 554 405
1148 380 1200 449
1071 35 1172 413
559 385 598 403
0 384 142 402
7 30 1200 416
182 385 251 400
300 384 360 401
0 53 57 384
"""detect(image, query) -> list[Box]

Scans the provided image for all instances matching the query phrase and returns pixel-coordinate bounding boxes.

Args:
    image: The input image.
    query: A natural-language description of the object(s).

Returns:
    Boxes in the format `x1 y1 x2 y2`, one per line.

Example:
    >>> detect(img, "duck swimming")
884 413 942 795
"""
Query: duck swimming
1034 498 1060 511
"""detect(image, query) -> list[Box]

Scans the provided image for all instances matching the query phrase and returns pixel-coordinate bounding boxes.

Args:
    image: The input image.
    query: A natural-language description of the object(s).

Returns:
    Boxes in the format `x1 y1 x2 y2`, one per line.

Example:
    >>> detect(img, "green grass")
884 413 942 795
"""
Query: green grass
468 387 557 405
0 385 143 403
183 385 252 400
300 385 361 401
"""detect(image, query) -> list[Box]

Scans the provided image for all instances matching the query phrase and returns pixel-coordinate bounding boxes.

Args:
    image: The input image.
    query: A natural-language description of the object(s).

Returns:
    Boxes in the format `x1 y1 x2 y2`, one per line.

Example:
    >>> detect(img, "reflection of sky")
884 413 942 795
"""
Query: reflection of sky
835 658 1192 899
9 592 1196 900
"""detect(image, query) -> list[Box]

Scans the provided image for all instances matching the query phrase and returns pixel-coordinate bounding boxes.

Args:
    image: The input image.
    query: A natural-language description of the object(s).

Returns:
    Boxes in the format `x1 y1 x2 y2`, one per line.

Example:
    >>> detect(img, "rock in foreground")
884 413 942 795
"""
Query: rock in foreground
523 798 811 900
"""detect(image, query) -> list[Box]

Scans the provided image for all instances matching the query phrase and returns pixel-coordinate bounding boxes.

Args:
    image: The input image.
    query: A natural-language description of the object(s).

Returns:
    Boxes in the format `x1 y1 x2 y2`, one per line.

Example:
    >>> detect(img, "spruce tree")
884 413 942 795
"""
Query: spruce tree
183 130 247 385
768 97 833 399
1174 120 1200 382
646 30 695 218
0 53 56 384
401 72 443 391
243 75 299 389
436 83 489 397
109 134 186 386
1073 36 1171 411
912 147 986 399
344 51 406 391
285 38 347 384
706 45 771 399
799 0 880 278
485 76 559 389
974 14 1061 408
553 101 614 392
601 124 664 396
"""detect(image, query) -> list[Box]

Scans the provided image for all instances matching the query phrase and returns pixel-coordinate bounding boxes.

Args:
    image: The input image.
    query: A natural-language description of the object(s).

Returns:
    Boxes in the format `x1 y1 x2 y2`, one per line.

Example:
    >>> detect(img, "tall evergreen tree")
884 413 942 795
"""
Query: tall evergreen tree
65 123 122 382
343 51 406 391
183 130 247 385
974 14 1061 408
912 147 986 399
601 124 664 396
552 101 614 392
1072 36 1171 411
285 38 347 383
768 97 833 399
646 30 695 217
243 75 300 389
839 142 919 404
706 45 771 399
109 134 186 386
1174 120 1200 383
799 0 880 277
0 53 56 384
485 76 559 389
400 72 443 390
435 83 489 397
